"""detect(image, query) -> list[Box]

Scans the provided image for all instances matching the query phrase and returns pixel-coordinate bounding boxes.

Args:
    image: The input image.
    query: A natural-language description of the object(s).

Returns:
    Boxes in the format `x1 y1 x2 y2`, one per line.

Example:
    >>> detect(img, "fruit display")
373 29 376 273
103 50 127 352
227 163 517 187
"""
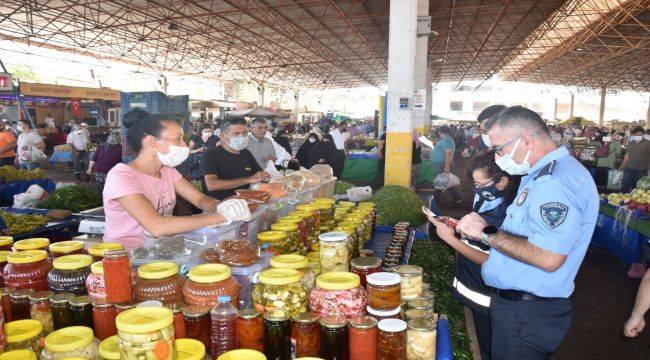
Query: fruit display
0 211 49 236
0 166 46 182
604 188 650 215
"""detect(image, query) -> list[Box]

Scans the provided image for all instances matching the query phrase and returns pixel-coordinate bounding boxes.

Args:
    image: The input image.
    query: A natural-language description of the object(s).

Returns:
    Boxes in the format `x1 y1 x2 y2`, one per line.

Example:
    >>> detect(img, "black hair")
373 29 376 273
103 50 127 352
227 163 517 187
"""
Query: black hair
493 106 549 136
221 118 247 132
466 150 519 204
322 134 334 142
477 105 507 123
631 126 644 134
18 120 33 129
251 118 267 126
339 122 348 127
123 109 172 153
199 123 212 132
438 125 450 135
308 133 320 141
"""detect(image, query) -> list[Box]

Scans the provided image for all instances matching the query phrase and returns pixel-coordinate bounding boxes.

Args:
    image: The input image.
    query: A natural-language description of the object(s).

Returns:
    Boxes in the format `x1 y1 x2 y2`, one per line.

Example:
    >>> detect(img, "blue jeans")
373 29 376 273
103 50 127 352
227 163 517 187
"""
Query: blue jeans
19 162 38 170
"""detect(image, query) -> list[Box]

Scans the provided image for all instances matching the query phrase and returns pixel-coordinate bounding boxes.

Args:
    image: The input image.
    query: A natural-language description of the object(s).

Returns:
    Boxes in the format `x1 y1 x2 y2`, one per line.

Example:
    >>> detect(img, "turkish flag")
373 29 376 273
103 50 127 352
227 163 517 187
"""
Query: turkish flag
71 99 82 118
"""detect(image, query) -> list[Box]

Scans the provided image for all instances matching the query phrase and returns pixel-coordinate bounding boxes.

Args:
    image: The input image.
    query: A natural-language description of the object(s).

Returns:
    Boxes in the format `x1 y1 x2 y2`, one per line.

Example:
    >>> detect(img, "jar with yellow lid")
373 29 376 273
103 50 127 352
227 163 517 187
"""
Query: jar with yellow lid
134 262 185 305
116 307 175 360
319 232 350 273
217 349 266 360
48 241 86 259
257 231 291 255
0 236 14 251
183 263 239 307
41 326 99 359
311 201 334 230
270 254 315 289
47 255 92 295
3 250 52 291
347 213 371 243
295 205 321 229
0 349 37 360
98 335 119 360
306 252 320 275
339 219 364 251
175 338 205 360
13 238 49 252
287 210 317 242
357 202 376 228
337 200 356 208
0 250 11 287
86 261 106 303
252 269 308 318
277 216 309 252
270 223 300 253
87 243 124 262
5 319 44 352
309 272 367 319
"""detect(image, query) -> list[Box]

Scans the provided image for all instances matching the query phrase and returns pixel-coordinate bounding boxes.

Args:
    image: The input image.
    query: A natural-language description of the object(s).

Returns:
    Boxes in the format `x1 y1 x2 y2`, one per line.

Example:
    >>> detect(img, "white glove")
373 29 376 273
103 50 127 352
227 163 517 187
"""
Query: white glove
217 199 252 223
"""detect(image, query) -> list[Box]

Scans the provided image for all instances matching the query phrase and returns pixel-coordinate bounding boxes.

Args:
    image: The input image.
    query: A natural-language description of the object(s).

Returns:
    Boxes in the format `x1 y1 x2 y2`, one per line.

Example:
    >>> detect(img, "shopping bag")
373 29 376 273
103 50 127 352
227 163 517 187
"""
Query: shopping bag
461 148 471 158
433 173 461 190
607 169 623 190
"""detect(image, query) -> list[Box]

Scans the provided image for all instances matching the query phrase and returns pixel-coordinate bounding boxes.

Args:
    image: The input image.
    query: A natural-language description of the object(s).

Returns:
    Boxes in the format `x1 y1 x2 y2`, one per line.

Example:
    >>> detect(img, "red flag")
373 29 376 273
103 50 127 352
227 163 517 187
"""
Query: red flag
71 99 82 118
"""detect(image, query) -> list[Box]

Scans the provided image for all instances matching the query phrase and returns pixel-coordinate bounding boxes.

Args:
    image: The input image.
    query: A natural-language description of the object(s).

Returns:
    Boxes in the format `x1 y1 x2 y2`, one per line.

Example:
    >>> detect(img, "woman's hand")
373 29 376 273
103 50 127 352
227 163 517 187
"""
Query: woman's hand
624 314 645 337
427 215 457 244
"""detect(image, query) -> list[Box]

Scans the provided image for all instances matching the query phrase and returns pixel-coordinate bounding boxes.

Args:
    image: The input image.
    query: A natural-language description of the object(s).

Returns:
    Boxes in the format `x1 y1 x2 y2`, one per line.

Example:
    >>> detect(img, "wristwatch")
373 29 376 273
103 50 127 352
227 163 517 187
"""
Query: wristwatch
481 225 498 245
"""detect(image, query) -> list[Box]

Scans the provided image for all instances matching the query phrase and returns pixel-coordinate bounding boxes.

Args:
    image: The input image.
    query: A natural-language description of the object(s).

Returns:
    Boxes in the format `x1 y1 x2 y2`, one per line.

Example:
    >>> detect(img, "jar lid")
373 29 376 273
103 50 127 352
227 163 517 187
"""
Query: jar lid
169 302 185 314
88 242 124 257
44 326 94 352
319 315 347 329
367 305 401 317
292 312 319 324
313 203 332 211
392 265 423 276
295 205 317 212
216 349 266 360
53 254 93 270
315 272 360 290
349 315 378 329
288 211 309 218
10 289 34 299
92 301 113 308
337 201 355 207
270 254 308 269
343 217 363 224
257 230 287 242
378 318 407 333
49 240 85 254
50 293 75 304
176 338 206 360
408 318 435 331
98 336 120 360
5 319 43 343
103 249 128 258
13 238 49 251
7 249 47 264
271 222 298 232
278 215 303 223
90 261 104 275
258 268 301 285
350 257 381 269
29 290 54 302
0 350 37 360
69 295 92 307
0 236 13 247
188 263 231 283
367 272 401 286
358 202 375 208
238 308 262 320
405 308 432 320
183 305 210 318
407 299 433 309
0 250 10 263
137 261 179 280
318 231 347 242
314 198 335 204
337 221 358 228
263 312 289 322
116 307 174 333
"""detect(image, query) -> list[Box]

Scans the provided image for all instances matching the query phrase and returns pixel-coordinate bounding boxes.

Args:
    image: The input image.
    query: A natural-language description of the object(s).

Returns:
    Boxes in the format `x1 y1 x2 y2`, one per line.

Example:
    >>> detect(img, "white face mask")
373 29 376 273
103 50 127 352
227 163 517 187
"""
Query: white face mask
227 135 249 151
644 135 650 141
495 138 531 175
308 138 316 143
16 125 24 132
481 134 492 148
155 138 190 167
630 135 643 142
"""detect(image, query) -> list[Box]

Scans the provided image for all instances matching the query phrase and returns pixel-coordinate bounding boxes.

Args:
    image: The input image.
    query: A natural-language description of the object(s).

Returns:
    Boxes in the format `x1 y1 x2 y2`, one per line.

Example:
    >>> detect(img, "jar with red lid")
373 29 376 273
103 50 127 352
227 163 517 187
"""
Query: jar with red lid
3 250 52 291
367 305 402 322
92 302 117 340
0 236 14 251
48 241 87 259
378 319 407 360
87 243 124 262
134 261 184 305
102 250 132 305
237 308 263 352
85 262 106 303
182 263 238 307
10 289 34 320
349 316 378 360
291 312 320 357
12 238 49 253
47 254 92 295
183 305 210 351
29 291 54 335
0 250 10 287
350 257 381 287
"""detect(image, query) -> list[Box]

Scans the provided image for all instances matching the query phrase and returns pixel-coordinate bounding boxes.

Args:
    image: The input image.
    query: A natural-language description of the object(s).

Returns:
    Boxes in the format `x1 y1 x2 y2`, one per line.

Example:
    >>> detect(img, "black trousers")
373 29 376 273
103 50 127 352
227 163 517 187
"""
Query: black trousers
472 308 492 360
490 293 572 360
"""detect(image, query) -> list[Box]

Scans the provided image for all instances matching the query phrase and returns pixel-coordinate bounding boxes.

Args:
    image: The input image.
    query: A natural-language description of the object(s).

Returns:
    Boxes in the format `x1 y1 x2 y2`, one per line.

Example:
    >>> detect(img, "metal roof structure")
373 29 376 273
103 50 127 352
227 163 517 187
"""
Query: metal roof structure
0 0 648 91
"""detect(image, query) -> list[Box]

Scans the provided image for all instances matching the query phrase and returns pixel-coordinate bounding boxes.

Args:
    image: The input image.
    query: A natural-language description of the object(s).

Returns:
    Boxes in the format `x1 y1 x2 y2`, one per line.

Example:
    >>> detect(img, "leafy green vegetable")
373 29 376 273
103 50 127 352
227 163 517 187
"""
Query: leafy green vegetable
334 181 355 195
0 211 49 235
40 185 102 213
371 185 425 225
637 176 650 190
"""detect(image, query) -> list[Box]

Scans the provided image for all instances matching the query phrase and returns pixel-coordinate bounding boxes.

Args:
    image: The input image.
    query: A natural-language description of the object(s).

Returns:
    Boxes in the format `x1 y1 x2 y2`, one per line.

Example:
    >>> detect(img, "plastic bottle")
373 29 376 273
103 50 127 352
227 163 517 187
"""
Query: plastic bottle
210 295 237 358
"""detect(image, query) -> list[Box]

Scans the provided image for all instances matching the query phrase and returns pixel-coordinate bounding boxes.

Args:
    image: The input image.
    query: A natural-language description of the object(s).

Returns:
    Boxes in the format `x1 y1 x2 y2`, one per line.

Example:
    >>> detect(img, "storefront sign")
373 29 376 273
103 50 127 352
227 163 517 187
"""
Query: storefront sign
0 73 13 91
20 82 120 101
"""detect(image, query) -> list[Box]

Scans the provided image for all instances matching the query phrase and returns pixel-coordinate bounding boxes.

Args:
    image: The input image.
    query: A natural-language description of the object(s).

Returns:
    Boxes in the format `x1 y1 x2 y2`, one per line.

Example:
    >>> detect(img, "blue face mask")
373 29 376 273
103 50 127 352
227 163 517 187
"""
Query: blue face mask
474 183 505 202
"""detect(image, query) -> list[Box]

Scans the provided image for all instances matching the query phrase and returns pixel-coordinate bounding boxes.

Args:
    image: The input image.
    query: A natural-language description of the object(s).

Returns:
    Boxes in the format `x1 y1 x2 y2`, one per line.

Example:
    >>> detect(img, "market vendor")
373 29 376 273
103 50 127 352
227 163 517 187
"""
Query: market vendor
201 118 270 200
102 110 251 249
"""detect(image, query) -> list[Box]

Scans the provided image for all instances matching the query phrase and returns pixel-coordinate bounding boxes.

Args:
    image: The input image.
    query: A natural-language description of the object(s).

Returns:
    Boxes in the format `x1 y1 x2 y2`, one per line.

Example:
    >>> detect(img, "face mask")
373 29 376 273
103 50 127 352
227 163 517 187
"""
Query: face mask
481 134 492 148
155 139 190 168
16 125 23 132
644 135 650 141
227 135 248 151
201 131 211 139
495 138 531 175
308 138 316 143
474 182 505 202
630 135 643 142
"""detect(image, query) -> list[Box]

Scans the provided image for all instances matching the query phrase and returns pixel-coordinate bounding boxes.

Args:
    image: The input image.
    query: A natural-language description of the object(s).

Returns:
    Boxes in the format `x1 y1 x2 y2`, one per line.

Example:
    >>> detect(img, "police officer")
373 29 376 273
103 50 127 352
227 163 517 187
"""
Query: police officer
456 106 599 359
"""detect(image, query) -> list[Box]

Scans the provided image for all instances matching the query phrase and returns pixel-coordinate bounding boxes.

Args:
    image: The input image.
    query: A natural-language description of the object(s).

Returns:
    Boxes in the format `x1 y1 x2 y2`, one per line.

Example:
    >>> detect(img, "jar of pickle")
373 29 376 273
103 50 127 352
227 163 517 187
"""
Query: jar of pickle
291 312 320 357
350 257 381 287
87 243 124 263
270 222 300 252
92 302 117 340
404 308 432 322
349 316 378 360
367 272 402 310
392 265 423 301
47 254 93 295
12 238 49 252
0 236 13 251
418 289 434 304
310 272 367 319
312 202 334 231
48 241 86 259
257 231 291 255
116 307 175 360
102 249 133 305
278 216 309 251
406 319 435 359
270 254 316 289
183 263 239 307
0 350 37 360
319 315 348 360
347 213 371 244
3 250 52 291
134 261 185 305
98 335 119 360
0 251 10 287
339 219 364 253
358 202 376 227
263 313 291 360
367 306 402 322
175 338 206 360
295 205 320 227
5 319 43 352
29 291 53 334
252 269 308 318
86 261 106 303
319 232 350 273
50 293 74 330
69 295 93 328
41 325 99 359
217 349 266 360
237 308 264 352
306 251 320 275
378 319 407 360
183 305 210 351
289 211 317 243
9 289 33 320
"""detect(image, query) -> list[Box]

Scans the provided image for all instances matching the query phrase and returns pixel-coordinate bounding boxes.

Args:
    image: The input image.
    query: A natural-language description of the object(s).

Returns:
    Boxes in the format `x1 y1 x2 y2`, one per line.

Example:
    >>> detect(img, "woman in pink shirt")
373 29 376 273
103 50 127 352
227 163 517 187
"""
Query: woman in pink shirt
103 110 250 249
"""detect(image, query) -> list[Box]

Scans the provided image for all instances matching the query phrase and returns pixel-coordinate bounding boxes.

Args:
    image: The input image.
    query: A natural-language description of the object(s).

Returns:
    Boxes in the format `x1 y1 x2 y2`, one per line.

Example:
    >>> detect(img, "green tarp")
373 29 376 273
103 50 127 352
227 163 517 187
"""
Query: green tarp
599 204 650 238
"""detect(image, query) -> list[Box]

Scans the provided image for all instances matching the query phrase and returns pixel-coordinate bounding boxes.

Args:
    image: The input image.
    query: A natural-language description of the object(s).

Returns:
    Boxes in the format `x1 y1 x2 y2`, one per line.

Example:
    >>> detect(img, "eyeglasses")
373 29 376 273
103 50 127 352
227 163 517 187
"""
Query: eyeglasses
473 179 495 188
491 137 520 156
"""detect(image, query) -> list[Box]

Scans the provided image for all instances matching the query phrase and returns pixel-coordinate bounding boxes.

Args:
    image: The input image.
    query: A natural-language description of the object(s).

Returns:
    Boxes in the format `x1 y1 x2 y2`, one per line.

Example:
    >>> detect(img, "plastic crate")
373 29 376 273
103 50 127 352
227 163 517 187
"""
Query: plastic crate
231 252 272 308
243 206 269 245
183 221 242 245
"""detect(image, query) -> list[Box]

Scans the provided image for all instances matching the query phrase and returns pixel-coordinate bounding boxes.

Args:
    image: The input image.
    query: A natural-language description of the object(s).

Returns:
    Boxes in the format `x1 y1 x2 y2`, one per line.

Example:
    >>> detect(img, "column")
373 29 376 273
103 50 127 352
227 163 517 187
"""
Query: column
646 95 649 128
412 0 430 134
553 98 558 121
294 90 301 113
598 85 606 126
385 0 418 187
569 93 574 118
424 73 432 132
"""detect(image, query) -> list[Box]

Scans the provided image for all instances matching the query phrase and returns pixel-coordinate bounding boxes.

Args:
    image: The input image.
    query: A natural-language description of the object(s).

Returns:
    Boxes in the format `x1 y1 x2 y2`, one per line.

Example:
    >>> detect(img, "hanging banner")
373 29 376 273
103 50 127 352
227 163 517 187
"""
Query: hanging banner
20 82 120 101
0 73 13 91
71 99 82 118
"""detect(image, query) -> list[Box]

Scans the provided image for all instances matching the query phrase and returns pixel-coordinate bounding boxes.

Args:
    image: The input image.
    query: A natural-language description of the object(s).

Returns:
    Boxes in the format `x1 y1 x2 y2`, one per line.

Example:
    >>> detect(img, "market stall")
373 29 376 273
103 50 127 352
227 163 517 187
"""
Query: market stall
342 159 436 183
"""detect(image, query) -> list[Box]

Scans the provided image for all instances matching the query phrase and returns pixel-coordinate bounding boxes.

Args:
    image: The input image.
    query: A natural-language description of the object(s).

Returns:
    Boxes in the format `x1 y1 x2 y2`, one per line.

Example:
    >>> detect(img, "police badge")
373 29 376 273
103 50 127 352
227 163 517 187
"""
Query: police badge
540 202 569 228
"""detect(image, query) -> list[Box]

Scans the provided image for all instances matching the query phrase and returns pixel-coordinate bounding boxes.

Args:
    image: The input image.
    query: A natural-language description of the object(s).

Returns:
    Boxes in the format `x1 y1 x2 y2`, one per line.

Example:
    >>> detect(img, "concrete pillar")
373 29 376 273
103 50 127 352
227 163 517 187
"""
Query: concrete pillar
294 90 300 113
424 73 432 132
599 85 606 126
553 98 558 121
385 0 418 187
646 95 649 128
258 84 265 106
412 0 430 134
569 93 574 118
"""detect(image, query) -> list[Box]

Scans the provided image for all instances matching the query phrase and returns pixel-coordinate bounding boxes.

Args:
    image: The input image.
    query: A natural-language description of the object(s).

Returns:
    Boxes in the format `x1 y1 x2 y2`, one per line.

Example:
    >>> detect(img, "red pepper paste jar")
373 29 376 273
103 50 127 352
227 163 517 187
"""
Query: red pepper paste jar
102 250 133 305
92 301 117 341
3 250 52 291
237 308 264 352
133 262 184 305
349 315 378 360
182 264 238 307
291 312 320 357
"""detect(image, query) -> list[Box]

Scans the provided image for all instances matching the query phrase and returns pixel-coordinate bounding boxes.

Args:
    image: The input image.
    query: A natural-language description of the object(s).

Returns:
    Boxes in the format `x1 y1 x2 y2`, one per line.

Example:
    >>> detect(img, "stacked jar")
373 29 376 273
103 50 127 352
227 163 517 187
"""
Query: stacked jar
116 307 175 360
12 238 49 253
289 210 318 247
86 261 106 303
291 312 320 357
48 240 86 259
270 222 300 253
406 319 436 359
102 249 133 305
306 251 320 275
350 256 381 287
0 251 10 287
378 319 407 360
183 305 210 352
252 269 308 318
309 272 367 319
312 200 334 231
358 202 377 228
134 261 184 305
92 302 117 340
367 306 402 322
236 308 264 352
367 272 402 313
5 319 43 352
47 254 92 295
319 232 350 273
347 211 371 244
392 265 424 301
294 204 321 239
0 236 14 251
349 316 378 360
277 215 309 252
50 293 75 330
87 243 124 263
183 263 239 307
256 231 291 255
4 250 52 291
270 254 316 289
41 326 99 359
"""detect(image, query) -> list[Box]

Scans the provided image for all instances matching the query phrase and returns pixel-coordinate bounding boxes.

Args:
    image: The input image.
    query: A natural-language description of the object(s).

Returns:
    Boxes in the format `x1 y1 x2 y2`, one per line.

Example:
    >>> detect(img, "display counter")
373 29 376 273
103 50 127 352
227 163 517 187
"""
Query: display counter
591 204 649 264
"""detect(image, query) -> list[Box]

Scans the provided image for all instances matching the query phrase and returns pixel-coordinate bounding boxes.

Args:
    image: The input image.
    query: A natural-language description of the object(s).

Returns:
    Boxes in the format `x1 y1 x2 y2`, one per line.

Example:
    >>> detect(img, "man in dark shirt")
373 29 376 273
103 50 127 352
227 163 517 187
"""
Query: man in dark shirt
201 119 270 200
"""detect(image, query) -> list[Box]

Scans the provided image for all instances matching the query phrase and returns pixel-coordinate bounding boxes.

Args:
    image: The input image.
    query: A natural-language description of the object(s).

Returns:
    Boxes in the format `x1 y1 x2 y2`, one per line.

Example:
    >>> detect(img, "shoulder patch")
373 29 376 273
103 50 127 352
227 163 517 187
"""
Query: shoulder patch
539 202 568 228
534 160 556 180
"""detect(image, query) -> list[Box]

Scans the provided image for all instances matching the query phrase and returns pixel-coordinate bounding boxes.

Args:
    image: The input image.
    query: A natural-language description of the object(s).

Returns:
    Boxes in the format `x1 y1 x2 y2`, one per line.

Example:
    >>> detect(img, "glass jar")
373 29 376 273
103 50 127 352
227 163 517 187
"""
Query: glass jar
116 307 175 360
102 249 133 305
29 291 53 335
418 289 434 303
92 302 117 340
236 308 264 352
12 238 49 252
252 269 308 318
378 319 407 360
47 254 92 295
48 241 87 259
367 272 402 310
257 230 291 255
319 315 348 360
289 210 317 245
406 319 435 360
98 335 119 360
50 293 74 330
347 214 371 245
69 295 93 328
271 222 300 253
350 257 381 287
134 261 185 305
263 313 291 360
41 325 99 359
312 202 334 231
114 303 134 315
86 261 106 303
87 243 124 263
404 308 432 322
1 287 11 322
278 216 309 252
319 232 350 273
5 319 43 352
291 312 320 357
270 254 316 289
3 250 52 291
295 205 321 230
333 226 357 260
169 303 186 339
0 350 37 360
9 289 34 320
392 265 423 301
349 316 378 360
358 202 376 228
0 295 5 353
183 305 210 352
175 338 205 360
0 236 14 251
217 349 266 360
310 272 367 319
306 252 321 275
0 250 10 287
367 306 402 322
406 299 433 313
183 263 239 307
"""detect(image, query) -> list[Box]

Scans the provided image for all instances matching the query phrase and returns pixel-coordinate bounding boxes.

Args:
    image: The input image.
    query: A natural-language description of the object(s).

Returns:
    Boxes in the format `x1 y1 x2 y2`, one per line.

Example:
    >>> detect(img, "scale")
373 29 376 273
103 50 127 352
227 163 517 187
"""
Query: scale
76 206 106 235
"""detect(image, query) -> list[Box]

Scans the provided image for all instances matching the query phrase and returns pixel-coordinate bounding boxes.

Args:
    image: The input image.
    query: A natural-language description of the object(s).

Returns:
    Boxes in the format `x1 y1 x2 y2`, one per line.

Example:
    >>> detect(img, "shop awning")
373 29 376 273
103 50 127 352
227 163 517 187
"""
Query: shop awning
226 108 276 118
19 82 120 101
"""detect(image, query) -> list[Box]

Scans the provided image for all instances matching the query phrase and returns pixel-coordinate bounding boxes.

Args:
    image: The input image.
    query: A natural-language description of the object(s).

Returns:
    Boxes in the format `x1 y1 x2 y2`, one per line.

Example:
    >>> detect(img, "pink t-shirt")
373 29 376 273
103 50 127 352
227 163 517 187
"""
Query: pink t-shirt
103 163 182 249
